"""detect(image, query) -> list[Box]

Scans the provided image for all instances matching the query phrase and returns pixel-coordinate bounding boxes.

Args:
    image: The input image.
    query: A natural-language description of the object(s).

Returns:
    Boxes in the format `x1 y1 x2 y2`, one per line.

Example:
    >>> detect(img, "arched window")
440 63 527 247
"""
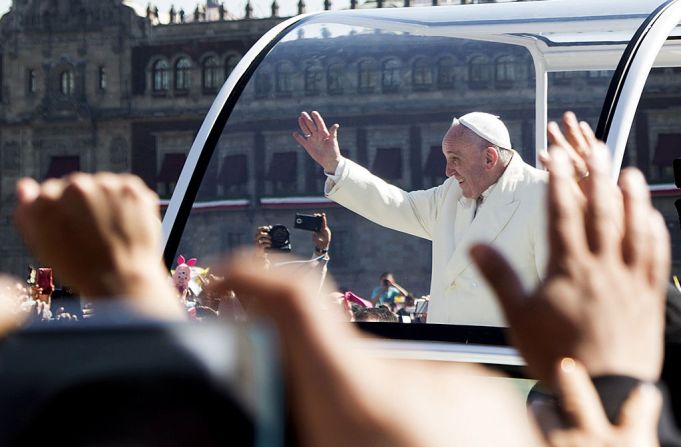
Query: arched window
275 62 294 95
60 70 75 96
327 63 344 95
254 66 272 99
202 56 222 90
152 59 169 92
225 54 241 79
437 57 456 89
357 59 376 93
495 55 516 85
382 58 401 92
412 58 433 90
175 57 192 90
469 55 491 88
304 63 322 96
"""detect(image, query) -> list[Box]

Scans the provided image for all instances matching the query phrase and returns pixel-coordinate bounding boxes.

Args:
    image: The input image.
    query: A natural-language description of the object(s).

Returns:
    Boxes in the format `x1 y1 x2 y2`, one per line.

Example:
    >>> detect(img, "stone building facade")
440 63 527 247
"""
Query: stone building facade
0 0 284 277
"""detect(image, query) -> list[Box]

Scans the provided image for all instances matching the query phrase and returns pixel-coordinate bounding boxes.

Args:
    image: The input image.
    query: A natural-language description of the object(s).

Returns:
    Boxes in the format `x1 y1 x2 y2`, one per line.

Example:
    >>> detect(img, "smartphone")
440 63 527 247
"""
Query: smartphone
36 268 54 296
294 213 323 232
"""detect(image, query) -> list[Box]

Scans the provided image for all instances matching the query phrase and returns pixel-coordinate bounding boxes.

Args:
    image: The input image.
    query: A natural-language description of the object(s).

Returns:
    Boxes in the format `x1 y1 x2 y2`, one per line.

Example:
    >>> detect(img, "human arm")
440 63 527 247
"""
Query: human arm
254 225 272 270
14 173 185 321
311 213 331 257
293 111 440 240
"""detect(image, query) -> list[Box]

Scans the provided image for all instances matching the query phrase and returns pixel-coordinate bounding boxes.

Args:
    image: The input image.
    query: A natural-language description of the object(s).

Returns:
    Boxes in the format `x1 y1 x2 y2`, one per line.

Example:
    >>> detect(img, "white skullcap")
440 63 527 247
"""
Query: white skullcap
456 112 512 150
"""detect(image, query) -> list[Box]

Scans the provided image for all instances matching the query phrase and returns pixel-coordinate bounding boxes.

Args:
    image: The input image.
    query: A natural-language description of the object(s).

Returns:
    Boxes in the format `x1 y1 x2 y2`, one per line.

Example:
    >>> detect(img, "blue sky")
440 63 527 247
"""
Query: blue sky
0 0 350 21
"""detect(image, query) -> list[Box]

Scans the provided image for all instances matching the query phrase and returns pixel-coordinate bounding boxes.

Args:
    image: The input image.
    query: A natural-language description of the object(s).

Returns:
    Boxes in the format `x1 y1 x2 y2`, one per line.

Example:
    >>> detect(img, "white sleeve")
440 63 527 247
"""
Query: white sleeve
323 157 347 193
324 158 443 240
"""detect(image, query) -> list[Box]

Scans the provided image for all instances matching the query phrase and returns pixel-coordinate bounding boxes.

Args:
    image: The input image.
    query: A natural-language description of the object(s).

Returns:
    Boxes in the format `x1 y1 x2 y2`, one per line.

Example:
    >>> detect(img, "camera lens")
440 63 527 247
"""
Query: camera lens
267 225 291 252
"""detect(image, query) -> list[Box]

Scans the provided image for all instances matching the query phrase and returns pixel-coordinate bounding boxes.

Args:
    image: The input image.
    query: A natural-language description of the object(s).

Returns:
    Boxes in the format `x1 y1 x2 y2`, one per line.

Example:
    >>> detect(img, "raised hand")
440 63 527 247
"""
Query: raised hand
292 111 342 173
311 213 331 253
14 173 184 320
471 134 670 384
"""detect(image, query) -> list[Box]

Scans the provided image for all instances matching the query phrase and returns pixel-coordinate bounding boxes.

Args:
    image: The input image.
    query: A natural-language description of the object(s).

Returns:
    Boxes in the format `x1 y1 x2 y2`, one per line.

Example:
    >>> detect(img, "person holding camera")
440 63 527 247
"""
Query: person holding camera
370 272 408 307
254 213 332 295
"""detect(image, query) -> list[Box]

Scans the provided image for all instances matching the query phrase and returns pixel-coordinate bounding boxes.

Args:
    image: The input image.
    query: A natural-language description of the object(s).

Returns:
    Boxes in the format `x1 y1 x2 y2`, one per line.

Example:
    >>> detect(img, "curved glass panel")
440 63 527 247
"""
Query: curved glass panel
626 40 681 277
168 2 663 330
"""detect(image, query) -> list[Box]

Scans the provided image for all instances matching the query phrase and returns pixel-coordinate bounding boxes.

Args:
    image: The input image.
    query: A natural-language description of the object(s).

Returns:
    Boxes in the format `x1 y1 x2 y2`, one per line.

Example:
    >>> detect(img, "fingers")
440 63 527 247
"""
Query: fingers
311 111 329 136
555 358 609 431
619 169 651 267
329 123 339 140
16 178 40 205
299 112 315 136
583 144 619 255
545 147 588 268
579 121 597 146
562 113 591 163
648 212 671 290
469 243 525 323
546 123 585 180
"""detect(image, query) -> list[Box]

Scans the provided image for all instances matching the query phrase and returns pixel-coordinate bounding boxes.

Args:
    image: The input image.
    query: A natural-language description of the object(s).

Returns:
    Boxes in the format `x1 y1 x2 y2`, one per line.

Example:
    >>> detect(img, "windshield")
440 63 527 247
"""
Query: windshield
168 3 654 327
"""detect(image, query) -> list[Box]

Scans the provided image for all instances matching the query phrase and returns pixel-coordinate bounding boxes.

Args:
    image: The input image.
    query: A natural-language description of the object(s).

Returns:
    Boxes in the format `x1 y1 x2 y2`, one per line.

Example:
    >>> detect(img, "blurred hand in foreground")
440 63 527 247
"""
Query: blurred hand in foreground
471 117 670 384
210 251 541 447
14 173 184 320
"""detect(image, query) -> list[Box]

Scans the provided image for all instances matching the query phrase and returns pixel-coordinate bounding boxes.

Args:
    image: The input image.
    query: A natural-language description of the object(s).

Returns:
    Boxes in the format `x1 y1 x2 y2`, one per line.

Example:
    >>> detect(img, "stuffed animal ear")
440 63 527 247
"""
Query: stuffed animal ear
177 255 186 265
186 258 197 266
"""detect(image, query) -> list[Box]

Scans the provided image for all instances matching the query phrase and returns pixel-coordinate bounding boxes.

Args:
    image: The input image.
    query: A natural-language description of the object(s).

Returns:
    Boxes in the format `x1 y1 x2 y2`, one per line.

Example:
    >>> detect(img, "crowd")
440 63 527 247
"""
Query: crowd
0 112 677 446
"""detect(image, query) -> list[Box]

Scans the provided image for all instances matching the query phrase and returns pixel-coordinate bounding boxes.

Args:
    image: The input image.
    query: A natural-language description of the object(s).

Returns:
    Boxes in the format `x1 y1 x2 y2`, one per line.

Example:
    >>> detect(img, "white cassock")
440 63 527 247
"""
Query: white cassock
325 151 548 326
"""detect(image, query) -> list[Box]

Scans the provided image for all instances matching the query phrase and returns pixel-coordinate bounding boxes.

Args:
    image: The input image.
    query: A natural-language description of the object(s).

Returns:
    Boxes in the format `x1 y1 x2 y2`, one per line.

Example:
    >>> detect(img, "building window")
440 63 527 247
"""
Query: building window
371 148 402 180
423 145 446 187
327 63 344 94
469 55 491 88
412 58 433 90
175 57 192 91
220 154 249 195
357 59 376 93
275 62 294 96
267 151 297 194
45 156 80 180
152 59 169 92
382 59 401 93
304 64 322 96
157 153 186 197
27 69 37 94
60 70 75 96
254 71 271 98
202 56 222 91
225 54 241 79
495 55 516 87
98 66 107 91
437 57 456 89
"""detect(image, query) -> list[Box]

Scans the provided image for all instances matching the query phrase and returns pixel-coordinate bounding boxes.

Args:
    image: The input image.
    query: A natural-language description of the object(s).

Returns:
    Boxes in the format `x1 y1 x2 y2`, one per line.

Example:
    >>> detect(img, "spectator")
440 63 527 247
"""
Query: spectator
354 306 398 323
369 271 408 307
254 212 331 296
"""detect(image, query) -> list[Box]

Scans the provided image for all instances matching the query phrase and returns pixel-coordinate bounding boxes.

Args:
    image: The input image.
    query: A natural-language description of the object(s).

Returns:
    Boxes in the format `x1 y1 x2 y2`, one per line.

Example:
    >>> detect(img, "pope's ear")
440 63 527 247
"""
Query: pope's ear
484 146 499 168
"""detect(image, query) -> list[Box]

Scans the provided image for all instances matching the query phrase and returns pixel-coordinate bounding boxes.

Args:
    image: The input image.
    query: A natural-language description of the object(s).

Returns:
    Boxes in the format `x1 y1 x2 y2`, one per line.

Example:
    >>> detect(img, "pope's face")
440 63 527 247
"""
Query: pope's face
442 125 490 199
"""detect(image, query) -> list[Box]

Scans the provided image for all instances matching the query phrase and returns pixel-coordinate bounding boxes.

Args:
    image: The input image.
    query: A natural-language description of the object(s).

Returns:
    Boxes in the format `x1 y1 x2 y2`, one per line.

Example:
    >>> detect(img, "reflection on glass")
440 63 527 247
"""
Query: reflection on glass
628 63 681 275
176 22 550 327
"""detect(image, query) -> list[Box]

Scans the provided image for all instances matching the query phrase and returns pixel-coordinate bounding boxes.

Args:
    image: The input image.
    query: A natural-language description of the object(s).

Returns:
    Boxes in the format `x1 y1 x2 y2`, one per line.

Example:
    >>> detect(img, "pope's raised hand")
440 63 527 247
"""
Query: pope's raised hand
293 111 342 174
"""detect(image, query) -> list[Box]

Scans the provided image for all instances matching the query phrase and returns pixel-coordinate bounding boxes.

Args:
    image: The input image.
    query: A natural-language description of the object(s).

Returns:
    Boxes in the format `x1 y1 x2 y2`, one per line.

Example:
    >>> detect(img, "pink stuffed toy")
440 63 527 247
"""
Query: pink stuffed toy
172 255 197 295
